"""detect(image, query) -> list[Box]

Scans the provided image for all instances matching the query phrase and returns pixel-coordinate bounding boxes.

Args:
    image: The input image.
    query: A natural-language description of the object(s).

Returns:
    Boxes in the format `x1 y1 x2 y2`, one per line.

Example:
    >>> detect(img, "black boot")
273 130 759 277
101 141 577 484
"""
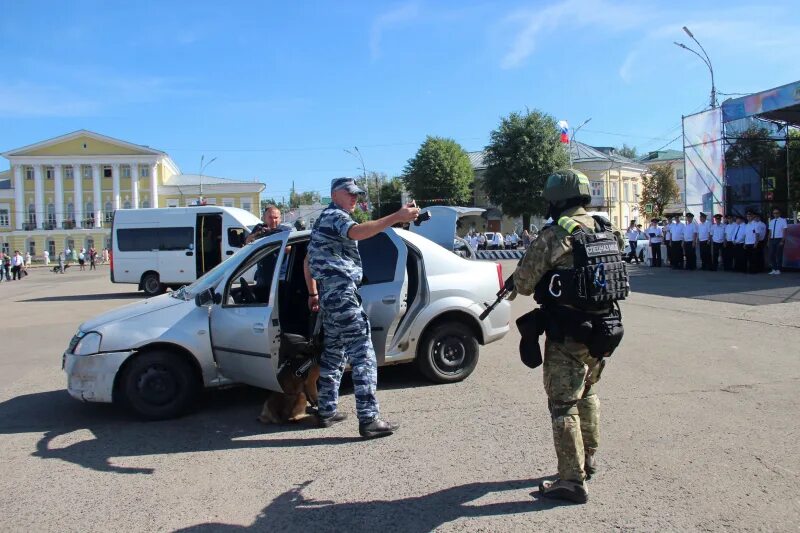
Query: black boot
585 453 597 480
539 479 589 504
359 418 399 439
318 411 348 428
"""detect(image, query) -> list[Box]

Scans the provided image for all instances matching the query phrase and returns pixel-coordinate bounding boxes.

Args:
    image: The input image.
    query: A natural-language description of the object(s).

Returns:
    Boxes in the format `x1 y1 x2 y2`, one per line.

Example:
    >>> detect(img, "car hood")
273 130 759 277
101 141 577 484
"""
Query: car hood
79 293 188 332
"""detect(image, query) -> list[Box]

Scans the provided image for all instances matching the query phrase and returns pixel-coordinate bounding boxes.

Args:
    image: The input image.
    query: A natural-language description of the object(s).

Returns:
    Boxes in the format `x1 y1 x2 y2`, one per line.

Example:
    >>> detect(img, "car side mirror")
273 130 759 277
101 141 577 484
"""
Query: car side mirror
195 288 220 307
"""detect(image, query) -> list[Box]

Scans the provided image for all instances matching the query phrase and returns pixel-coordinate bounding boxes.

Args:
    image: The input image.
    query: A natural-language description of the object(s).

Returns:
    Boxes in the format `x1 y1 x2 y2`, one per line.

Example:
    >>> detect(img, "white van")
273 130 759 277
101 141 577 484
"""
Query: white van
110 206 262 295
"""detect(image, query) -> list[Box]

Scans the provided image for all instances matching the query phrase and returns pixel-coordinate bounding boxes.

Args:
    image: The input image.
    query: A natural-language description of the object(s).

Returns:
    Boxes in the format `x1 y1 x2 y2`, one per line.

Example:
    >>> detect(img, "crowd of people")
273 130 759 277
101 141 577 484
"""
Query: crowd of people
624 208 789 274
464 229 536 250
1 247 109 280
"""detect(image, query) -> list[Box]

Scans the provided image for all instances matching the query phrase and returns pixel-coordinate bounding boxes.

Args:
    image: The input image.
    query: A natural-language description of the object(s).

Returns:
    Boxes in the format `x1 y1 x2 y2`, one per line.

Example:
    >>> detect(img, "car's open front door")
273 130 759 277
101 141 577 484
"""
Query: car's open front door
357 230 408 364
208 232 290 392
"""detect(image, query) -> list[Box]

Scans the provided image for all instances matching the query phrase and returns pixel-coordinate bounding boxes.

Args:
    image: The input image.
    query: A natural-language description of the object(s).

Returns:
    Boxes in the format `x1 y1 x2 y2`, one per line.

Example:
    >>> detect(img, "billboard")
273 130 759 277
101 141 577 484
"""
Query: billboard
683 108 724 214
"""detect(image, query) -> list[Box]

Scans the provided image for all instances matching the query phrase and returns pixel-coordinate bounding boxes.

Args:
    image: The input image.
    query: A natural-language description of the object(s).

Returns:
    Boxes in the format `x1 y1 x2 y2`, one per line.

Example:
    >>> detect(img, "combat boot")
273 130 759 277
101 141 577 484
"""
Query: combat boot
318 412 348 428
359 418 399 439
585 452 597 480
539 479 589 504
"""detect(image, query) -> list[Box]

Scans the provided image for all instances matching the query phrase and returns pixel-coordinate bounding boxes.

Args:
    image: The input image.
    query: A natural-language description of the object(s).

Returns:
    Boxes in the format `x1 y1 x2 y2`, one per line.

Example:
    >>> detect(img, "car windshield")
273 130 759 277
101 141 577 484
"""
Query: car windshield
177 243 254 299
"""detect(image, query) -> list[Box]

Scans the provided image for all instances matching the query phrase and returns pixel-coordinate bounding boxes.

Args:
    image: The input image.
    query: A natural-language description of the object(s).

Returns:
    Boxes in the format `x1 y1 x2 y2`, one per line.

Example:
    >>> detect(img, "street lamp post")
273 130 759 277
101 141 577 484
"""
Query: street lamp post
675 26 717 108
344 146 378 215
569 117 592 169
199 155 217 205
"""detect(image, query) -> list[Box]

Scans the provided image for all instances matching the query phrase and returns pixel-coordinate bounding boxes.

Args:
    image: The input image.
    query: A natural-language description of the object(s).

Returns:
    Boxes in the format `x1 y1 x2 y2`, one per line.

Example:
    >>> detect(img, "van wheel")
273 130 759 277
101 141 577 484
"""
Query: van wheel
417 322 479 384
120 351 198 420
141 273 163 296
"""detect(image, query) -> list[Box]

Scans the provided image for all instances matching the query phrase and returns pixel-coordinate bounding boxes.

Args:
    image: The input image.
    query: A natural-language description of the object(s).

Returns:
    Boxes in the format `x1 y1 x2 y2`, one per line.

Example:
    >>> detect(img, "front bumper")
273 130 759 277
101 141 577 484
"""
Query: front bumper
63 350 135 403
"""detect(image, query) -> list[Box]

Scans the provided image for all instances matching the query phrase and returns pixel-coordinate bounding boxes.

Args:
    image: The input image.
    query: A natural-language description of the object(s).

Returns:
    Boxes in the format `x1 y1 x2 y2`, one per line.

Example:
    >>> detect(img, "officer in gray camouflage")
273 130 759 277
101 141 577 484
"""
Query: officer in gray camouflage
305 177 420 438
512 169 627 504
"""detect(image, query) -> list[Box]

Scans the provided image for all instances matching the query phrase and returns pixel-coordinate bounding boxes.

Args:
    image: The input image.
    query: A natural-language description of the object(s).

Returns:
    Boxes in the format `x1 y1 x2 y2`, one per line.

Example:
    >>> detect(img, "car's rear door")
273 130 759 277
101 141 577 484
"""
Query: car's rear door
357 230 408 364
208 232 290 392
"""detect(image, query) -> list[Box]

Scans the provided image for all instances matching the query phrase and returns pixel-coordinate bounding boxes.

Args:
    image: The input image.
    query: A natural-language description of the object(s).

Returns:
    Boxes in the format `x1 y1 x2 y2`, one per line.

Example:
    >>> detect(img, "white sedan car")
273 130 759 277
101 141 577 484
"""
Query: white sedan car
64 228 511 419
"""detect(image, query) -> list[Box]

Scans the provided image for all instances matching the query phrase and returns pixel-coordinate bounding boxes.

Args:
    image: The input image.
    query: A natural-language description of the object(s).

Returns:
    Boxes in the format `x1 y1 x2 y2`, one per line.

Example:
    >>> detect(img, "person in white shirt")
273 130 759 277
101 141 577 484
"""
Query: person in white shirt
625 223 641 264
478 234 486 250
767 208 788 274
683 213 699 270
731 214 747 272
491 232 503 249
11 250 25 280
697 212 713 270
670 217 685 269
754 213 767 273
710 214 726 271
646 218 663 267
743 211 761 274
43 249 50 266
723 214 737 271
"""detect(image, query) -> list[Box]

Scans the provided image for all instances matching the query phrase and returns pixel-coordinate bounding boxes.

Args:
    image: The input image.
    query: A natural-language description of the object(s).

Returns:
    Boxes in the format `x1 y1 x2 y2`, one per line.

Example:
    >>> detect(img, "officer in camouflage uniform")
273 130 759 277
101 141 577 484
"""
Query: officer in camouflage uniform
513 169 626 504
306 177 420 438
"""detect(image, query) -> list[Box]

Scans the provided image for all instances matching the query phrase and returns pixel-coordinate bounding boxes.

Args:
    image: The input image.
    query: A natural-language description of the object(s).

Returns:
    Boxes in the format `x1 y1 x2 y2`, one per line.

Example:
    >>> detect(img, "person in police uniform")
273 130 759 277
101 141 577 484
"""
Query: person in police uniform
512 169 627 504
305 177 419 438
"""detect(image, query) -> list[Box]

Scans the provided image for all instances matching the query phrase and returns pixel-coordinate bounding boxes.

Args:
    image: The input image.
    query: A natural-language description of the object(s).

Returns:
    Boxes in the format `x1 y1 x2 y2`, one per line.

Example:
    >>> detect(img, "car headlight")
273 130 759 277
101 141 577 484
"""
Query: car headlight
73 332 102 356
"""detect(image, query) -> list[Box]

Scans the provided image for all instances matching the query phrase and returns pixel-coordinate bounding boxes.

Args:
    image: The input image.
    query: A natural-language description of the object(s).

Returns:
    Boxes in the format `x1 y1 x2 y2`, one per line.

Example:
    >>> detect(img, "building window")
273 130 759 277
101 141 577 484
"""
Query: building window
47 204 56 225
86 201 94 215
222 198 234 208
104 201 114 222
103 166 112 178
1 242 9 255
610 183 618 200
46 167 54 180
676 168 684 180
142 200 150 208
25 167 34 180
87 238 94 250
204 197 217 205
122 166 131 178
167 199 179 208
241 198 252 213
633 184 639 199
123 201 132 209
83 166 92 179
65 166 73 180
67 239 75 252
27 240 36 256
48 240 56 257
141 166 150 178
27 204 36 224
0 209 9 227
624 183 630 202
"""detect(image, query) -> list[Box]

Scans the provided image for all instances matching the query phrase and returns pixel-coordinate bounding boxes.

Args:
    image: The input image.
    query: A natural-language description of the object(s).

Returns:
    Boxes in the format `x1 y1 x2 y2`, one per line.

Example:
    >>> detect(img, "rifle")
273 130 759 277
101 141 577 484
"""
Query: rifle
479 275 515 320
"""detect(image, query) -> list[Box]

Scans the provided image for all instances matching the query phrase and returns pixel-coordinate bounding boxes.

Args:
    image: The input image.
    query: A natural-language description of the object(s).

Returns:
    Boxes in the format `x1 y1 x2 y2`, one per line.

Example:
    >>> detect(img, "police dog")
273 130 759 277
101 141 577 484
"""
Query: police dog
257 333 320 424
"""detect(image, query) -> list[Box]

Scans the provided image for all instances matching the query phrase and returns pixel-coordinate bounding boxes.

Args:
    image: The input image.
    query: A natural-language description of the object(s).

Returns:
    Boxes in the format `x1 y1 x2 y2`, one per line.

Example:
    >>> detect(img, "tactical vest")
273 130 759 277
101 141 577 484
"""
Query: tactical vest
534 215 629 311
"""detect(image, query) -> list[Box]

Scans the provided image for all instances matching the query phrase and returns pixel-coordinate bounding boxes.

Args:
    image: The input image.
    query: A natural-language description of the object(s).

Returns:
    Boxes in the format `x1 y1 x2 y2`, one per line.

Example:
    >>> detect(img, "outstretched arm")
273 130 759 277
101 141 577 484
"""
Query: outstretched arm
347 204 420 241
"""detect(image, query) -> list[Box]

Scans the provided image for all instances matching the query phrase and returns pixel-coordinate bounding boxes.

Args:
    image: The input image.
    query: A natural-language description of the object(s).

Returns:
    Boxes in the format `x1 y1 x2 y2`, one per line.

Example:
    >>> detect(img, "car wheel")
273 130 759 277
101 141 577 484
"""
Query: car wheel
141 272 164 296
417 321 479 383
120 351 198 420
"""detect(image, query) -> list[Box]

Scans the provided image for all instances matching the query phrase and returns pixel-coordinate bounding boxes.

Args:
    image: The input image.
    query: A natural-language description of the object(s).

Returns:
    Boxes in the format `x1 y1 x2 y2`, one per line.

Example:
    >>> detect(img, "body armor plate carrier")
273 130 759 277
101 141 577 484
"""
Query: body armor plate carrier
534 215 629 309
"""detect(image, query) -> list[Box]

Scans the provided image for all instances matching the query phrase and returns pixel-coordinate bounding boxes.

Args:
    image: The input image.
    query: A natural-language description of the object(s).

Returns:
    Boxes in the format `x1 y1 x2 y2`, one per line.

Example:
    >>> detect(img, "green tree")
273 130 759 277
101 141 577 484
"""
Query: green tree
639 163 681 218
290 190 320 208
372 177 404 219
401 136 473 207
261 198 287 212
350 205 371 223
482 109 570 230
617 143 638 160
788 130 800 213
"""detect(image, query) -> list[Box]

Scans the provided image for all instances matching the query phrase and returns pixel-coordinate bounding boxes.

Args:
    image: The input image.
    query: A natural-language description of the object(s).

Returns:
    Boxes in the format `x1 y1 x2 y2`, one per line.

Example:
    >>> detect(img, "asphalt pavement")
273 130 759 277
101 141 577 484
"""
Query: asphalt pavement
0 263 798 531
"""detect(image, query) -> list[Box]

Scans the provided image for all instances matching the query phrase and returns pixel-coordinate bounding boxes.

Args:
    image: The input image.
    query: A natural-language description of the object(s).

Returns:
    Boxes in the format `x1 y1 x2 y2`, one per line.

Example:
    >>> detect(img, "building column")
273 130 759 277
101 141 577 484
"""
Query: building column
13 165 24 230
130 163 140 208
111 163 121 210
34 164 45 229
150 162 159 208
54 165 64 228
73 164 83 228
92 163 102 228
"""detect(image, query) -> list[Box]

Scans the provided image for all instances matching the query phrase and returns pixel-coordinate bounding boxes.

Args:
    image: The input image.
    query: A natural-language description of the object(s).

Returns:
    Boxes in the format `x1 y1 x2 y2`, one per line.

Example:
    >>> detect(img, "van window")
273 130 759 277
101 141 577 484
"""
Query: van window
117 227 193 252
358 233 397 285
227 227 246 248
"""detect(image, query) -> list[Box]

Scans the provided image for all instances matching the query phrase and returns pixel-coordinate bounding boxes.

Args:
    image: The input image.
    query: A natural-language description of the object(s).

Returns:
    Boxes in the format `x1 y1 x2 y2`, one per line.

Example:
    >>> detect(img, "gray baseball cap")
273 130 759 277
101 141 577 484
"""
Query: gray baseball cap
331 177 365 195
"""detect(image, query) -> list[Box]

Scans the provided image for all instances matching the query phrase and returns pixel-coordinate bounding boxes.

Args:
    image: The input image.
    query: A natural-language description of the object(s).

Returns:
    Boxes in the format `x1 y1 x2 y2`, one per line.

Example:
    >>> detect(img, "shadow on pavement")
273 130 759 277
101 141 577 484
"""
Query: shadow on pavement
0 366 437 474
627 265 800 306
19 292 142 302
177 477 561 532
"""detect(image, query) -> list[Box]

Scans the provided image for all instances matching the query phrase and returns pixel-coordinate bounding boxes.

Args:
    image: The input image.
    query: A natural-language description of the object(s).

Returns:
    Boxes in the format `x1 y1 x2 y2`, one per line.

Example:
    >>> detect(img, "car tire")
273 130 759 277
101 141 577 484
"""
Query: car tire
120 350 198 420
141 272 164 296
417 321 479 384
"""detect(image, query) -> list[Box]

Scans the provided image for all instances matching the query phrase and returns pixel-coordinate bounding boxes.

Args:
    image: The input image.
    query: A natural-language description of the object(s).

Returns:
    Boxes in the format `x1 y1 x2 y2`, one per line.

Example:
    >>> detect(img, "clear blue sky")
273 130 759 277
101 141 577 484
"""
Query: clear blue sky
1 0 798 201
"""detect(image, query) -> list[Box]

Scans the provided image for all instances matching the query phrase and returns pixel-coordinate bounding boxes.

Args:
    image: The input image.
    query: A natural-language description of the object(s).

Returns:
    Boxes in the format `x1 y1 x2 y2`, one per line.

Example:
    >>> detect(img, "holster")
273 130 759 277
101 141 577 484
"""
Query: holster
545 304 624 359
516 308 546 369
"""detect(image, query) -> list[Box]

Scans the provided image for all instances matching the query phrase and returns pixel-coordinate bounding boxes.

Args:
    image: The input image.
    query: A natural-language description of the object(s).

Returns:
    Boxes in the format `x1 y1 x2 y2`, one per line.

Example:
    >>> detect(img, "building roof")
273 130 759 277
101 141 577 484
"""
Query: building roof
163 173 262 187
1 129 167 158
467 151 487 170
638 149 683 163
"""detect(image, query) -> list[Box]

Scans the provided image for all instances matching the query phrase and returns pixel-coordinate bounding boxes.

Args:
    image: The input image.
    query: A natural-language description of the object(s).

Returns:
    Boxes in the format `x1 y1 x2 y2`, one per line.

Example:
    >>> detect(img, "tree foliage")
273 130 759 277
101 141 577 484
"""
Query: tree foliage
401 136 473 207
482 109 569 229
617 144 638 160
372 177 404 219
639 163 681 218
290 190 320 208
789 130 800 213
261 198 287 212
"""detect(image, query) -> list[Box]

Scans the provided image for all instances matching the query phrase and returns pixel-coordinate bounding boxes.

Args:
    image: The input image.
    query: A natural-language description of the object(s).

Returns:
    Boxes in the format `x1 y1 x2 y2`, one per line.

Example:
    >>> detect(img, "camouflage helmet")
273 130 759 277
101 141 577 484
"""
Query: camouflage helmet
542 169 592 205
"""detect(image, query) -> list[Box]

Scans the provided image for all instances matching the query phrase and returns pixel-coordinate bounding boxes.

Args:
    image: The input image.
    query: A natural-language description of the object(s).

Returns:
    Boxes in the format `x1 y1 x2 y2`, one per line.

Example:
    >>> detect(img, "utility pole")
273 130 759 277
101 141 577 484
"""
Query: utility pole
675 26 717 108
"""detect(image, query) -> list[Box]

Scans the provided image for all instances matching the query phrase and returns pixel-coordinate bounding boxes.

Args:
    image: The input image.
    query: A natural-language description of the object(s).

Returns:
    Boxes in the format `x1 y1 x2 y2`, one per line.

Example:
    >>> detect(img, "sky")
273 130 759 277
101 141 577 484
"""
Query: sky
1 0 798 202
